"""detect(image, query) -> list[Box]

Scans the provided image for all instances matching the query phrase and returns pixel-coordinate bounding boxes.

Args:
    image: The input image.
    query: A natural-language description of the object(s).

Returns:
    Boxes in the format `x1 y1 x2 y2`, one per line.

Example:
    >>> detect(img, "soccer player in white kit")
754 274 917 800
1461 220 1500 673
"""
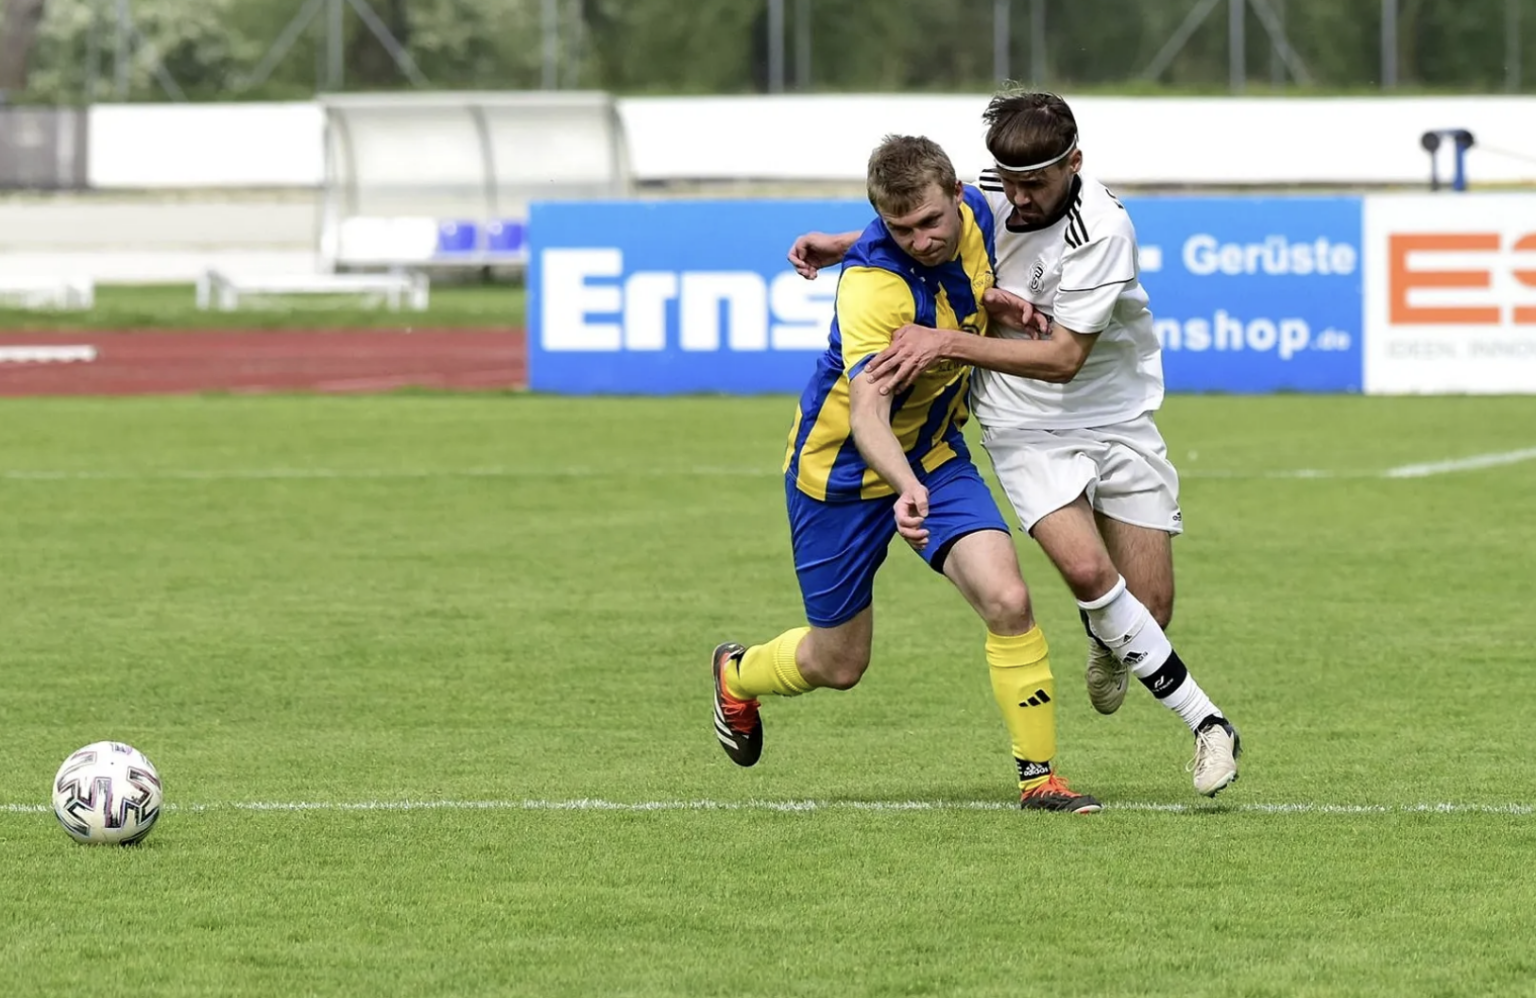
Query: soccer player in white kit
789 92 1241 797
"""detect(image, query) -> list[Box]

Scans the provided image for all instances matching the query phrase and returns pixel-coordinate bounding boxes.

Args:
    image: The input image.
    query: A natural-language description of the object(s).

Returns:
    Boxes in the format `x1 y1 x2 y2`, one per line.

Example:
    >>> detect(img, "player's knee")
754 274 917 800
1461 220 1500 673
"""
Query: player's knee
1057 555 1120 603
804 638 866 690
818 646 871 690
977 580 1034 634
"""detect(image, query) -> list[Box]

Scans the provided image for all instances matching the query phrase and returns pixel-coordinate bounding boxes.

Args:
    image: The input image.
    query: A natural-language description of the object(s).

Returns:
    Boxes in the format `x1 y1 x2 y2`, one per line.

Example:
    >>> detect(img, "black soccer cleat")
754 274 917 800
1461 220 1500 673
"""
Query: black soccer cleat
711 642 763 767
1019 773 1103 813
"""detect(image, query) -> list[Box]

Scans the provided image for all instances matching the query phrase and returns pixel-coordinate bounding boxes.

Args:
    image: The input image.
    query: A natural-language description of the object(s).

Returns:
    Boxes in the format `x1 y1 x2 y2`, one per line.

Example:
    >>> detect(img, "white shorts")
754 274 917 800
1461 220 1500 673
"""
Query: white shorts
981 414 1183 535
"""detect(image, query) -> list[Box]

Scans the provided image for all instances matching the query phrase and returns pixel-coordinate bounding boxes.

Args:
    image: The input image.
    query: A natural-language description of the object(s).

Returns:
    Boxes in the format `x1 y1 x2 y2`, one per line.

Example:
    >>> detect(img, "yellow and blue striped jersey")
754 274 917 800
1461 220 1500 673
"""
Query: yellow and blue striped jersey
783 185 997 502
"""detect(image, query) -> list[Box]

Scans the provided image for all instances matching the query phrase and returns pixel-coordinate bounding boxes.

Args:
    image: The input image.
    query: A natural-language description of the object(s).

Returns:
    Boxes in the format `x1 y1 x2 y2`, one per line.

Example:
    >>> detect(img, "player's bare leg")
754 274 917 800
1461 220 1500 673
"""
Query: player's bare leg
942 529 1101 813
1096 513 1175 628
1030 497 1130 714
1084 514 1174 715
794 608 875 690
1033 497 1239 796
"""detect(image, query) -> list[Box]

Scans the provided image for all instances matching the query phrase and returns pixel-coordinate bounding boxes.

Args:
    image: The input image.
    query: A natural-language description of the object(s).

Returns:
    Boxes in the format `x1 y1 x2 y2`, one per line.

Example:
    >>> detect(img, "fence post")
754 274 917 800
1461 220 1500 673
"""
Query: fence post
1381 0 1397 89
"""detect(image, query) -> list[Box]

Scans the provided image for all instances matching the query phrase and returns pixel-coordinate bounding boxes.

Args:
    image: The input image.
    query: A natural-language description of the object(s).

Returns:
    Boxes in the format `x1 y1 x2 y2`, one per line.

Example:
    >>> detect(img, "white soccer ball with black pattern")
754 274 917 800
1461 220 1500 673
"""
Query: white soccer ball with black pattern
51 741 164 845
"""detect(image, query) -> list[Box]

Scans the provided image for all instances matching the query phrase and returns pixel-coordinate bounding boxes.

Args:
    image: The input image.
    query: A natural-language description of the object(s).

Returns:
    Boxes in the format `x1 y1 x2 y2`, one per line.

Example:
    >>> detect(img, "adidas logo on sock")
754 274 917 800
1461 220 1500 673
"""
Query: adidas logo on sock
1016 759 1052 781
1018 688 1052 708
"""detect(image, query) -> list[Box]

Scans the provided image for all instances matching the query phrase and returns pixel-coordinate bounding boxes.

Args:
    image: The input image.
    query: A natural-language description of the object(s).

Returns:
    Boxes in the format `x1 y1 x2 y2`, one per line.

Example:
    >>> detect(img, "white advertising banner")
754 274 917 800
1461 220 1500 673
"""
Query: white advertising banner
1364 195 1536 394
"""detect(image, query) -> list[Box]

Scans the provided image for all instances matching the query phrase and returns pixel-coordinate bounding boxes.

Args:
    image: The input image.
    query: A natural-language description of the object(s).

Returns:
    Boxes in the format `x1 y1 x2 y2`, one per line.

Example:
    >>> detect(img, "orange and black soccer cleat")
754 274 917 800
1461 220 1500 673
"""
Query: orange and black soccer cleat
1019 773 1103 813
711 642 763 767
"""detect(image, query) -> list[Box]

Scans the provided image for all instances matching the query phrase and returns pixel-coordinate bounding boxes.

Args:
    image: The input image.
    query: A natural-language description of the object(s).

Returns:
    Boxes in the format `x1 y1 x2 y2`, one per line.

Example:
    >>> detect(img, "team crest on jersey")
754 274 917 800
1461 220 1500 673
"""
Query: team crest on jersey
1028 261 1046 294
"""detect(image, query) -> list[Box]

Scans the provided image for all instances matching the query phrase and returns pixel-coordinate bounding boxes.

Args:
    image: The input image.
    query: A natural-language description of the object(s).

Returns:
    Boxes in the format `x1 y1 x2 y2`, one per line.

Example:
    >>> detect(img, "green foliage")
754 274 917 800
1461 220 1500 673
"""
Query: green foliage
29 0 261 101
10 0 1536 103
1 393 1535 994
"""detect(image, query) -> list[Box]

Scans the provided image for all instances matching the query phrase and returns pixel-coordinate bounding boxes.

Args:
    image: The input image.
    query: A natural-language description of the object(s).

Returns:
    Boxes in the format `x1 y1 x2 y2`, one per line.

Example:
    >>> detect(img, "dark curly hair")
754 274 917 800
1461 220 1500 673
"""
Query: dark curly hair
983 91 1077 172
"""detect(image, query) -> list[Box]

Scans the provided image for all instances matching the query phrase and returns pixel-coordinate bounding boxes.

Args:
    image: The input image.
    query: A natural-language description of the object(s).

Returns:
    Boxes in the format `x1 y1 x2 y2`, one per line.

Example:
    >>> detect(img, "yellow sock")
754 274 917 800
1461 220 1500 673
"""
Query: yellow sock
728 627 812 699
986 627 1057 791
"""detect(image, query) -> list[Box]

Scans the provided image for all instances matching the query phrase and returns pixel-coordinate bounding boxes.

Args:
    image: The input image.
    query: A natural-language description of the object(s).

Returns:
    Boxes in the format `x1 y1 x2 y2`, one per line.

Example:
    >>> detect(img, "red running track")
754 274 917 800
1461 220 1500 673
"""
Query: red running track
0 330 526 397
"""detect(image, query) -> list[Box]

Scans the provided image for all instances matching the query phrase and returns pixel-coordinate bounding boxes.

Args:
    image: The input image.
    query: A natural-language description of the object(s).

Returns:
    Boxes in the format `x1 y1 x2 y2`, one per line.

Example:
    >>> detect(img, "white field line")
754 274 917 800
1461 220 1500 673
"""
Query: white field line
2 797 1531 817
1382 446 1536 479
1 448 1533 484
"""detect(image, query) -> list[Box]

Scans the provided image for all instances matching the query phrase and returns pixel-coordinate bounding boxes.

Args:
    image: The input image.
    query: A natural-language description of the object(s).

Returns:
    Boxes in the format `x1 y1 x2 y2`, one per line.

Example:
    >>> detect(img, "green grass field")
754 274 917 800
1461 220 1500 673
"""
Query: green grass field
0 283 527 331
2 393 1534 997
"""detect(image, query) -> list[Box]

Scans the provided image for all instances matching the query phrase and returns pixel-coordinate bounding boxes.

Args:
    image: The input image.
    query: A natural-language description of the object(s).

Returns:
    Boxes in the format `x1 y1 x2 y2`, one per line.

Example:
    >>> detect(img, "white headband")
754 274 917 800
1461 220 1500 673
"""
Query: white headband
992 135 1078 174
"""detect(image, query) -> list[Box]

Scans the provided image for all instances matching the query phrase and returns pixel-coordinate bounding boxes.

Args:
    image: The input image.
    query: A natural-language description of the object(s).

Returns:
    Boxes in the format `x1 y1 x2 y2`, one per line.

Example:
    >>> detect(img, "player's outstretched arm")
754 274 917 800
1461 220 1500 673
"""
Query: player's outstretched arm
848 374 929 549
788 230 862 279
863 312 1097 395
931 321 1098 384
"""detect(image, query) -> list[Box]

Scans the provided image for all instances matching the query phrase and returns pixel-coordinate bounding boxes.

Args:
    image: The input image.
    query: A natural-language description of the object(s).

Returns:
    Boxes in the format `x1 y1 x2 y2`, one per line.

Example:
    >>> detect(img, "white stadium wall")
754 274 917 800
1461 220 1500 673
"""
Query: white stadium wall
80 94 1536 190
87 102 325 189
618 95 1536 188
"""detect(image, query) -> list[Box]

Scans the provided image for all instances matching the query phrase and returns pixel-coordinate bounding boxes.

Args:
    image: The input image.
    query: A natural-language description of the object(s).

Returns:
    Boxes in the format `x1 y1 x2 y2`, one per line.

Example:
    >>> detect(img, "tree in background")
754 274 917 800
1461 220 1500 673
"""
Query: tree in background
346 0 411 88
0 0 47 96
2 0 1530 102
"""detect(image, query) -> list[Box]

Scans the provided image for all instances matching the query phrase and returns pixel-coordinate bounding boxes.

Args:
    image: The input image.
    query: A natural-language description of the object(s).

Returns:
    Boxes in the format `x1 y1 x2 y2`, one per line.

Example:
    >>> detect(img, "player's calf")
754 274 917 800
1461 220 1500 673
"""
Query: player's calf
1078 575 1241 794
798 638 872 690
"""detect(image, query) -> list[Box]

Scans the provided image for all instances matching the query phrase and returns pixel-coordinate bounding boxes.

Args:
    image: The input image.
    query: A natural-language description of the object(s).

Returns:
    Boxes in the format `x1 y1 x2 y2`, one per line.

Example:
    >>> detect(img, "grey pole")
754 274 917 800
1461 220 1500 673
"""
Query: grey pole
1270 0 1285 88
114 0 128 99
1142 0 1222 83
1229 0 1245 93
1030 0 1045 85
795 0 811 90
86 0 100 102
768 0 785 93
1381 0 1397 89
542 0 558 89
1248 0 1312 84
344 0 429 86
565 0 584 88
1508 0 1521 93
327 0 344 91
994 0 1010 83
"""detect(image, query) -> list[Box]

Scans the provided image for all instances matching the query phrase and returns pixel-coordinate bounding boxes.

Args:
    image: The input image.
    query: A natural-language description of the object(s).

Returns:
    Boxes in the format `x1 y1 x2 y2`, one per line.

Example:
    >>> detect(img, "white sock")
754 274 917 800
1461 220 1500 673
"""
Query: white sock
1078 576 1222 734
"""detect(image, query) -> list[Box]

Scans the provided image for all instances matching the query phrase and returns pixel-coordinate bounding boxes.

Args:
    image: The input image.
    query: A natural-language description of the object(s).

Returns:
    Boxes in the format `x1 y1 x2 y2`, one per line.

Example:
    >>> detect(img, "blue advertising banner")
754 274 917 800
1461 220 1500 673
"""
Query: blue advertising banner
1124 195 1363 393
529 195 1364 394
529 199 873 394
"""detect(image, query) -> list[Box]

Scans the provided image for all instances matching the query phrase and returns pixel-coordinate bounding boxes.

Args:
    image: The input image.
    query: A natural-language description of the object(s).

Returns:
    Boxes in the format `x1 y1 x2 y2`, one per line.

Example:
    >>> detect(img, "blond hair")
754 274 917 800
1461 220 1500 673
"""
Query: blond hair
866 134 958 215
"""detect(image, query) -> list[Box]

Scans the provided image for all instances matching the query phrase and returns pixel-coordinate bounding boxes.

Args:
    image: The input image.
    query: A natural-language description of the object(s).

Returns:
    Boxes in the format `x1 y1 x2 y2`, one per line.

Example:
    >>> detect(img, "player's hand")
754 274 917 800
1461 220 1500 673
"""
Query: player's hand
894 483 930 550
864 324 942 396
787 232 849 279
983 288 1050 338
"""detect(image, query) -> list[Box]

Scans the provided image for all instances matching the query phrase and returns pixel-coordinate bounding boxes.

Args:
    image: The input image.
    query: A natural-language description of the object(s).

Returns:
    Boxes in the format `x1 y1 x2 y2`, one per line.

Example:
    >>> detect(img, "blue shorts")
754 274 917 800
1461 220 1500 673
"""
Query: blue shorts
786 458 1011 628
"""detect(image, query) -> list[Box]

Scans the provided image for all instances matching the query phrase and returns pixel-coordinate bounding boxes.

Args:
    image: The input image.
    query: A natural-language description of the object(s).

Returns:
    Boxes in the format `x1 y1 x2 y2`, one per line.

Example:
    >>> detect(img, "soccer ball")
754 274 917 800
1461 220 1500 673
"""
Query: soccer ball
51 741 164 845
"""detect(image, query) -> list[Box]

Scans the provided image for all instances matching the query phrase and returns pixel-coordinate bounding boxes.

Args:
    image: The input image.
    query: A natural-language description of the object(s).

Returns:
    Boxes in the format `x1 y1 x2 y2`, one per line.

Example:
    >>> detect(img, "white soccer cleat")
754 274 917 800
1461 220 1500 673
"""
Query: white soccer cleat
1084 639 1129 715
1190 718 1241 797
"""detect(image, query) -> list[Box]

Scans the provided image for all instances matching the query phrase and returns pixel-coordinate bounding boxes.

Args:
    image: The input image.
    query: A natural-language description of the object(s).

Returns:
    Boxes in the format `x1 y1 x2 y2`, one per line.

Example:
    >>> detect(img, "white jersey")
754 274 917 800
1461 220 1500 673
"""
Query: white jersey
971 172 1164 431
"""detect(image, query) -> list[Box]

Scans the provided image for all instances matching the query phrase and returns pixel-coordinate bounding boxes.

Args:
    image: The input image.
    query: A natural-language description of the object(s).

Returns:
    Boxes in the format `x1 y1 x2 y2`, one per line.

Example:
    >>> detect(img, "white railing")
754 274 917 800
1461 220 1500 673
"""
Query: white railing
195 269 429 311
